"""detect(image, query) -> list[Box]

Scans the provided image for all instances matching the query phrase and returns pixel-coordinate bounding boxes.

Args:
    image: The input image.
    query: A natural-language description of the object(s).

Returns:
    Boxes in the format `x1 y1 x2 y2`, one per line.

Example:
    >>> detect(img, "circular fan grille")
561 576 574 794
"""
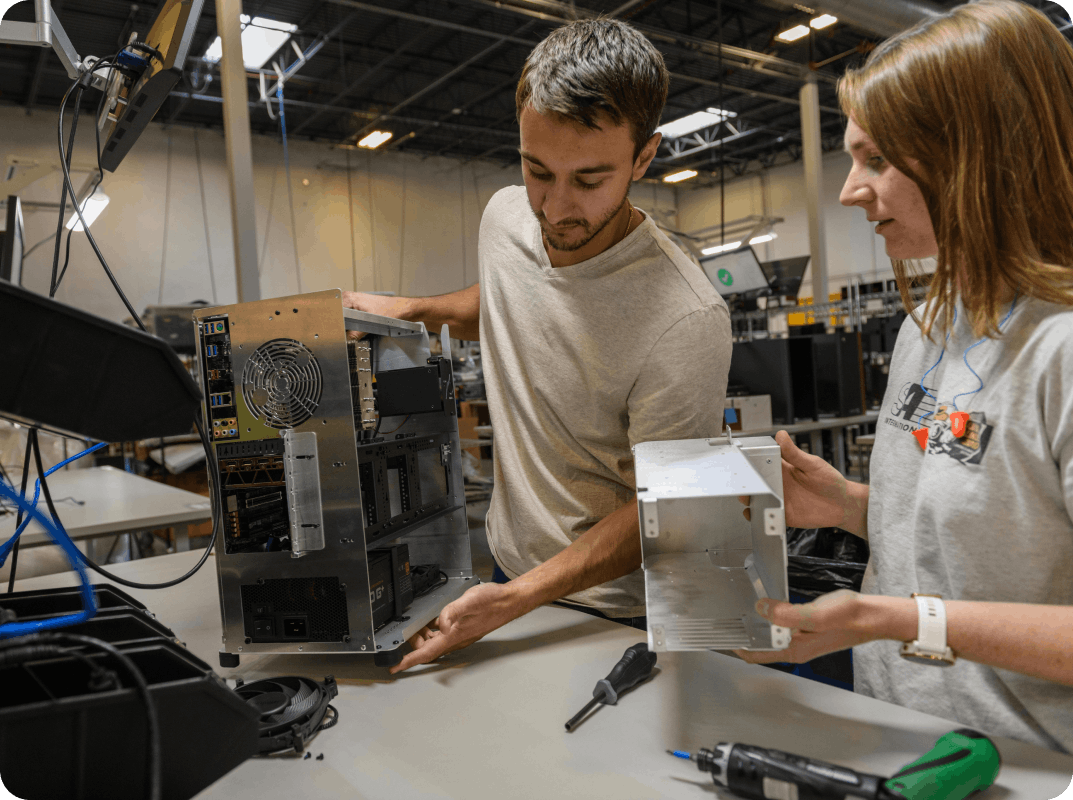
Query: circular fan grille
241 339 323 428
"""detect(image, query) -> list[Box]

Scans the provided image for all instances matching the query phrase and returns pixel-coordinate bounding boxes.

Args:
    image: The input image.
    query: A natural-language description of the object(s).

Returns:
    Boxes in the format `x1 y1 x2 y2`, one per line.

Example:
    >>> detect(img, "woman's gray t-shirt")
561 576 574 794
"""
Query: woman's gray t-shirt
857 297 1073 752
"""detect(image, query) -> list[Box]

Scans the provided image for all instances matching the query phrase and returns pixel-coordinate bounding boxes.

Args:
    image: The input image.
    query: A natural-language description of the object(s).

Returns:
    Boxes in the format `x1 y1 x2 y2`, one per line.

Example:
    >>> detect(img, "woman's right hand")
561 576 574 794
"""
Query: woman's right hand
740 430 869 537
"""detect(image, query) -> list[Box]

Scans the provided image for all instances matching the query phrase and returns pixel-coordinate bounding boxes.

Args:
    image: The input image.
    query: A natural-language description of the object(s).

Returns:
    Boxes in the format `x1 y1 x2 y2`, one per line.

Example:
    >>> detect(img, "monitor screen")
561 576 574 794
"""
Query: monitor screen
699 246 769 296
1 196 24 286
760 256 810 299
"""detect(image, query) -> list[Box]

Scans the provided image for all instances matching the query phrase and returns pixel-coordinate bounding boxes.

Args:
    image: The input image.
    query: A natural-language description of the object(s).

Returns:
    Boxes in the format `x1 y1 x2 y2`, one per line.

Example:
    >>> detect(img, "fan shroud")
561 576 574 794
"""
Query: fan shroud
240 338 323 428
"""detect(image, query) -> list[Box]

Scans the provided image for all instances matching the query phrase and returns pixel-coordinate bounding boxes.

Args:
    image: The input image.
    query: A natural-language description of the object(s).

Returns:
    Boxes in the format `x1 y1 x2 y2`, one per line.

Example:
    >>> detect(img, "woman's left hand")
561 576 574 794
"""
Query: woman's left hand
733 590 893 665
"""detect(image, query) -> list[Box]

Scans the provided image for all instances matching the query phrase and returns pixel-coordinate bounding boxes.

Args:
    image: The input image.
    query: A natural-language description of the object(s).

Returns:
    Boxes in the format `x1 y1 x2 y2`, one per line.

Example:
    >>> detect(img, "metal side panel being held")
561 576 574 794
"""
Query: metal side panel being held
634 434 791 653
193 290 474 668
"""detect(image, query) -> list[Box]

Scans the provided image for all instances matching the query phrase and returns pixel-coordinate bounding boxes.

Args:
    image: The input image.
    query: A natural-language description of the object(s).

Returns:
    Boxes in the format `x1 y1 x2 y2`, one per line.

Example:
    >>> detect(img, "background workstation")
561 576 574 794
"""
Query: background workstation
3 0 1073 798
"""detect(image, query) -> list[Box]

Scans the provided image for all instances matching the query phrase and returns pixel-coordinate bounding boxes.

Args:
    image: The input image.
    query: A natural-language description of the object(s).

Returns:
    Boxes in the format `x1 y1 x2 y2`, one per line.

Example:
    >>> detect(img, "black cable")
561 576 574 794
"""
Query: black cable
7 431 35 593
0 641 119 691
318 704 339 731
25 632 161 800
50 84 83 298
56 64 146 330
127 42 163 63
38 416 220 590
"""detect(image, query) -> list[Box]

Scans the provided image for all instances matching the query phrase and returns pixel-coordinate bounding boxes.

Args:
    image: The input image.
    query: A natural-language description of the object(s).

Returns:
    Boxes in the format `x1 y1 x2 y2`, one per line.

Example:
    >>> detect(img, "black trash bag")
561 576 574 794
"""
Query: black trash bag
787 556 867 600
785 527 870 563
785 527 869 600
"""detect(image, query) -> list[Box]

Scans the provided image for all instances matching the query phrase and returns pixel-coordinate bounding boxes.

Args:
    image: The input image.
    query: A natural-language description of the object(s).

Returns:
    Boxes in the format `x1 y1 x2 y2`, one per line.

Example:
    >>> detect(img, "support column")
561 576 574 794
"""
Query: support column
799 73 828 304
215 0 260 302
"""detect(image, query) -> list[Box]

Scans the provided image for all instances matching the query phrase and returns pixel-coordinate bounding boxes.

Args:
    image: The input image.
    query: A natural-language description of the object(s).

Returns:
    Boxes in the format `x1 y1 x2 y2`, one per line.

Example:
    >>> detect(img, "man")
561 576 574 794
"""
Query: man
344 18 732 673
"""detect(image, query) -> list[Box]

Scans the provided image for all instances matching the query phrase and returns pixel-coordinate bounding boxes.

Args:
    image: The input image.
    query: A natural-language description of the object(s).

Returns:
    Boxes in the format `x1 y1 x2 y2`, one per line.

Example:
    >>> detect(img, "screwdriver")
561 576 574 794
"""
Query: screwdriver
564 642 657 732
668 728 1001 800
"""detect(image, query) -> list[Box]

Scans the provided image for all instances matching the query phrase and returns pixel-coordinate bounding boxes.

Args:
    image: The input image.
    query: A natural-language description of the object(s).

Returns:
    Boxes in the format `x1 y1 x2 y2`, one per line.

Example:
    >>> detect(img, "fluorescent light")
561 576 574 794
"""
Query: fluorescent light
811 14 838 29
358 131 393 149
701 241 743 255
748 233 777 245
776 24 810 42
656 107 737 139
663 169 698 183
204 15 297 70
65 190 109 231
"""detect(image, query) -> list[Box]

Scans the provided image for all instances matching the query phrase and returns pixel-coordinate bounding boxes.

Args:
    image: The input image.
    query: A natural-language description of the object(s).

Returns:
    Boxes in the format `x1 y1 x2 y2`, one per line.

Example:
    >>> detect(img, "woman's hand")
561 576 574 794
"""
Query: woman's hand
740 430 870 537
734 590 906 665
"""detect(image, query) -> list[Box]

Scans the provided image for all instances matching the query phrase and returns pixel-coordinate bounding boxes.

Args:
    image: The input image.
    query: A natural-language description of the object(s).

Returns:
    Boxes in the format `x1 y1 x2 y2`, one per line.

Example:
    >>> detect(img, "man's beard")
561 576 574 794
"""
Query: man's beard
536 192 629 253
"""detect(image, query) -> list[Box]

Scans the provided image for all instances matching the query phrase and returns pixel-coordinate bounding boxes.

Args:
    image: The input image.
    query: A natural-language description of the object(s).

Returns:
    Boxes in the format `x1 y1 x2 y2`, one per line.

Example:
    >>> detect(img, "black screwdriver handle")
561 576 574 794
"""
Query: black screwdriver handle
594 642 657 704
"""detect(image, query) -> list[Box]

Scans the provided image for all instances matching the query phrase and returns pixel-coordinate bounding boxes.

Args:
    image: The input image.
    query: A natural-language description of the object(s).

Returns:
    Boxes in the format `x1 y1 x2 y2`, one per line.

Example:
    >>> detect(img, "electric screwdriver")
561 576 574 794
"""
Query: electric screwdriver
669 728 1001 800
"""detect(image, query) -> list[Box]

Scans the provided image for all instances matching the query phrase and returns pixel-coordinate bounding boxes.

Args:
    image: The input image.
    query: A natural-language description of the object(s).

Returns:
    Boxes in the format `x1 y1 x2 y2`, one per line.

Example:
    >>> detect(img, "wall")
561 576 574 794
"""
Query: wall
3 104 680 324
676 150 892 301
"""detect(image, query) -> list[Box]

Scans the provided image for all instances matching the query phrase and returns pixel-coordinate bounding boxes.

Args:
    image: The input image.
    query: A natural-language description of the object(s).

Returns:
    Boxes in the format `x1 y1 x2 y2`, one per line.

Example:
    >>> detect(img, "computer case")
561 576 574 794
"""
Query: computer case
811 333 864 417
192 290 473 668
728 338 817 424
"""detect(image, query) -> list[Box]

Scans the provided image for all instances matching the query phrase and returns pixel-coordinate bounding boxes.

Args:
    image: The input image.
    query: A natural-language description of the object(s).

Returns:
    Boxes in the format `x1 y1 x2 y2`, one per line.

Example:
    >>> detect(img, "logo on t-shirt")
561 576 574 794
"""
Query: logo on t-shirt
716 268 733 287
886 382 993 464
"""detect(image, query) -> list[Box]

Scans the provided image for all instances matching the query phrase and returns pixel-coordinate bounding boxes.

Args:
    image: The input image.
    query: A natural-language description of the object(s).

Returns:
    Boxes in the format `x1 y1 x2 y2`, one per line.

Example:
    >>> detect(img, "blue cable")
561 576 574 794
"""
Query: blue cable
0 479 97 638
918 307 956 425
0 441 107 566
952 294 1019 412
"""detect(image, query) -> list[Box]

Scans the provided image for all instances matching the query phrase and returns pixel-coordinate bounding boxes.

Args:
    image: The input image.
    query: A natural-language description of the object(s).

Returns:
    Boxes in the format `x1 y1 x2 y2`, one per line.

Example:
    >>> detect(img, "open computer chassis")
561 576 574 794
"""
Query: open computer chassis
193 290 474 668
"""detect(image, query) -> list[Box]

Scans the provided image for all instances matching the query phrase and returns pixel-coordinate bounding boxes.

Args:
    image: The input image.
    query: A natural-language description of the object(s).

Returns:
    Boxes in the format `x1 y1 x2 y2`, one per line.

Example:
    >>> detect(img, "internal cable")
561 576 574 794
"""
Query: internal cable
49 83 83 298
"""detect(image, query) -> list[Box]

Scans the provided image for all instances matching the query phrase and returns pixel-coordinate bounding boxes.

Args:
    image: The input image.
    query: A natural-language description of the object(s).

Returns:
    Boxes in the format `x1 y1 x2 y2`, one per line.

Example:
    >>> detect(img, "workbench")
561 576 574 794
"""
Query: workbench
0 466 212 552
13 552 1073 800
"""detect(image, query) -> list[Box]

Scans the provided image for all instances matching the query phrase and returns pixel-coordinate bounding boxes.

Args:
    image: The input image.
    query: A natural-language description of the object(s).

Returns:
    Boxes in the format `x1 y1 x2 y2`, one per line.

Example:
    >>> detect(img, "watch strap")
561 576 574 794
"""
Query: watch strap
914 594 948 655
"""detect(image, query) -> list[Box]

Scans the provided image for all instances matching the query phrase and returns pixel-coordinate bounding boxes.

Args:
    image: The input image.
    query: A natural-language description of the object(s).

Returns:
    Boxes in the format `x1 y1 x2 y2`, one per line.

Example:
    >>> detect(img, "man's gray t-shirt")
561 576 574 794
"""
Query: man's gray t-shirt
477 186 731 616
857 297 1073 752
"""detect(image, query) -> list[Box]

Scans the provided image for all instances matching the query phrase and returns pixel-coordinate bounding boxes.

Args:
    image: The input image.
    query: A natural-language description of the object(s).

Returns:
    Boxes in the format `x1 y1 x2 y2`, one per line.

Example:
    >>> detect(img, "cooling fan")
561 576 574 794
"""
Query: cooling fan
240 338 323 428
234 675 339 755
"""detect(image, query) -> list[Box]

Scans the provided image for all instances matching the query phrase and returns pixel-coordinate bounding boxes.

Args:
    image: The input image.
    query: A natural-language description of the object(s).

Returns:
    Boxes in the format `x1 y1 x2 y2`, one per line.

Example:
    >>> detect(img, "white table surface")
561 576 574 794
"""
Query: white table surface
0 466 212 547
13 552 1073 800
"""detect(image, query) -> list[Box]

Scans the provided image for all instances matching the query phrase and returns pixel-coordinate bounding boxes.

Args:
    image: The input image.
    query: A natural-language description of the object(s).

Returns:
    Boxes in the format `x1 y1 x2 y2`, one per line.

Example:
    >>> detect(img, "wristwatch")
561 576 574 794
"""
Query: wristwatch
899 593 957 666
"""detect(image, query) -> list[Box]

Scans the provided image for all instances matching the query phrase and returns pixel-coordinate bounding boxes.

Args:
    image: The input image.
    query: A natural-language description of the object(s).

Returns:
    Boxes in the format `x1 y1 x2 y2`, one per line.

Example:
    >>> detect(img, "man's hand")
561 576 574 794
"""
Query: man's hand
733 590 889 665
389 582 523 674
341 291 413 339
739 430 869 536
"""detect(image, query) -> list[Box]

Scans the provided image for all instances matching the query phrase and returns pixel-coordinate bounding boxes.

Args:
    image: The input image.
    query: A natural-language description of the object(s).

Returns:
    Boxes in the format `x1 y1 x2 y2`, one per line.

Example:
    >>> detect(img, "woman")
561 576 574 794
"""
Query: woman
738 0 1073 754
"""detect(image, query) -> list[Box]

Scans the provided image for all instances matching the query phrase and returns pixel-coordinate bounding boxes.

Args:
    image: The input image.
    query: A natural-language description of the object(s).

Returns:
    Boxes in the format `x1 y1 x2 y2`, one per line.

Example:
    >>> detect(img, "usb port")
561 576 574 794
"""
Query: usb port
210 392 232 408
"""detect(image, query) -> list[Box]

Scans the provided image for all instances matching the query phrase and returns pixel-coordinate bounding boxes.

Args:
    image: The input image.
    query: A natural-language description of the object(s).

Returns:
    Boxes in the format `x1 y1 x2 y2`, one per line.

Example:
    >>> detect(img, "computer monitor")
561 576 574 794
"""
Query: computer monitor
98 0 206 172
760 256 810 299
1 195 24 286
699 246 769 296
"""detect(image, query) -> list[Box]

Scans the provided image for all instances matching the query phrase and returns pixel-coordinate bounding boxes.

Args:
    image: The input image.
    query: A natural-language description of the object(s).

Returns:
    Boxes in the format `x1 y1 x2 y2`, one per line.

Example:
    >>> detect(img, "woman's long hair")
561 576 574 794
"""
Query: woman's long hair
839 0 1073 338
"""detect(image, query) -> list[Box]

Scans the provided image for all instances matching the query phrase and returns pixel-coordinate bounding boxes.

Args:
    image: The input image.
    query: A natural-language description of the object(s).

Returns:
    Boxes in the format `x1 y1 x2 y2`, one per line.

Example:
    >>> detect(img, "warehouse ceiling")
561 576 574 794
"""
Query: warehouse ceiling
3 0 1071 184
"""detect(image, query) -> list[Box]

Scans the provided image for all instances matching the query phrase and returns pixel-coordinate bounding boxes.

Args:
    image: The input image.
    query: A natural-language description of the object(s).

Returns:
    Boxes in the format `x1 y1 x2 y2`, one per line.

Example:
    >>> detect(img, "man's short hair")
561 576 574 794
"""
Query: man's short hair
516 18 669 157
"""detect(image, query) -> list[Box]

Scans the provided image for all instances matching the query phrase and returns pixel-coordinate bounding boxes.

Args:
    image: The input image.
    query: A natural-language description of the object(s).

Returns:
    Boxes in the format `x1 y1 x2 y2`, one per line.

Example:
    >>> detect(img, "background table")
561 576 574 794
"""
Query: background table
742 411 879 474
12 552 1073 800
0 466 212 552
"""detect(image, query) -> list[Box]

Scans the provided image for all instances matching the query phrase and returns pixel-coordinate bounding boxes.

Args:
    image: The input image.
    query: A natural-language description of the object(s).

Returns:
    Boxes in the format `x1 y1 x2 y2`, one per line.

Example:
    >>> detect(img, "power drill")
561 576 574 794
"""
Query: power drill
669 728 1001 800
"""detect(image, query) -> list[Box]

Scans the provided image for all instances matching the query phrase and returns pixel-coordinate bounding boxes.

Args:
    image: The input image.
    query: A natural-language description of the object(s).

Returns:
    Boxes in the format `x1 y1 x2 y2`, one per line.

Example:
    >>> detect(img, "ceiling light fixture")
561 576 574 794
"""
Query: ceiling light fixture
204 15 297 70
701 233 777 256
811 14 838 29
358 131 393 149
656 107 737 139
776 24 810 42
663 169 698 183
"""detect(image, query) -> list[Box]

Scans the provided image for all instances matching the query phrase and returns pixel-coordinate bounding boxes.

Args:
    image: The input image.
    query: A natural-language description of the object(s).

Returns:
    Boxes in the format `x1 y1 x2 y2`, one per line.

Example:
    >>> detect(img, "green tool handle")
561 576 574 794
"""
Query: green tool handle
882 729 1002 800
